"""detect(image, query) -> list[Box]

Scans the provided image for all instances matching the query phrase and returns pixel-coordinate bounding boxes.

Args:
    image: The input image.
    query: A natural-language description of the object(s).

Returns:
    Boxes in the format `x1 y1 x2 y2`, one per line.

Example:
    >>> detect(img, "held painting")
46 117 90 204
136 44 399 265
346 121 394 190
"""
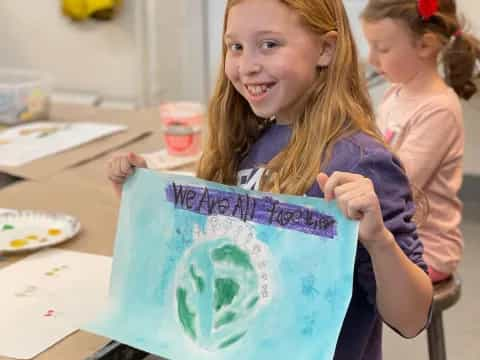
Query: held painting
85 169 358 360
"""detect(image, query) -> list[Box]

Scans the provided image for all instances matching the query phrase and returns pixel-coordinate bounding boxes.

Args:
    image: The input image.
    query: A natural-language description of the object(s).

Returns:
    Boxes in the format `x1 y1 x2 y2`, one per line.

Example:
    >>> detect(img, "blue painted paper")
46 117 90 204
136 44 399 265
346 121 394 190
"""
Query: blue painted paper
85 169 358 360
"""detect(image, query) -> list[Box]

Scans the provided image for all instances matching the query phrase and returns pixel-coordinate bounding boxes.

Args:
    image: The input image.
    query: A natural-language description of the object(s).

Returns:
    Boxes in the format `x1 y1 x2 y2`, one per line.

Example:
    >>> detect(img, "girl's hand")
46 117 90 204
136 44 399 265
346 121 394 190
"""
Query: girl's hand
107 152 147 197
317 171 390 251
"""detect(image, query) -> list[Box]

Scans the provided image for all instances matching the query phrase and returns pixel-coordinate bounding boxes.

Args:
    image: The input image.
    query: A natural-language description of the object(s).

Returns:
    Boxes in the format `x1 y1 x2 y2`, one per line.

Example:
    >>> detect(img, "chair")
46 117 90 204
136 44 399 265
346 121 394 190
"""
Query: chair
427 272 461 360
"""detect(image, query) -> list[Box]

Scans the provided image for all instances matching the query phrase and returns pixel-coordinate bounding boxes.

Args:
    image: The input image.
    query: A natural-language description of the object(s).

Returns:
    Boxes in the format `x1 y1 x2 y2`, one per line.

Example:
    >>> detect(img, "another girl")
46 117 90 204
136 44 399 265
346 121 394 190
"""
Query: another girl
108 1 432 358
361 0 480 282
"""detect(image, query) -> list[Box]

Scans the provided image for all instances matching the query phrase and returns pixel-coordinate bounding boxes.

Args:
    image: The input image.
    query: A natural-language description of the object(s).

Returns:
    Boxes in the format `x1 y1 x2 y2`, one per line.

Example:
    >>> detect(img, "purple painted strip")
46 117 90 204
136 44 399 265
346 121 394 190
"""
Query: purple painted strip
165 182 337 239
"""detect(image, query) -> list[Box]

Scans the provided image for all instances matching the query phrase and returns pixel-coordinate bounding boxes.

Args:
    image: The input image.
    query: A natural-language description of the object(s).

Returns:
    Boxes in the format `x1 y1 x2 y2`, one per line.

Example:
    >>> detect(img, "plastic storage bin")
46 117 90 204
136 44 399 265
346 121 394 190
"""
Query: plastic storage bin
0 69 51 125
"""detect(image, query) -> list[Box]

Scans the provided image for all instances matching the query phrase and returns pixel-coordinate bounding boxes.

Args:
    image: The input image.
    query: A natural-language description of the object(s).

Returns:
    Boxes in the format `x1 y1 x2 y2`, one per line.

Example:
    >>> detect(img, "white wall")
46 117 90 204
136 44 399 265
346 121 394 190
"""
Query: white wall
0 0 138 100
207 0 227 94
457 0 480 173
343 0 370 61
457 0 480 34
0 0 208 104
150 0 208 104
462 92 480 176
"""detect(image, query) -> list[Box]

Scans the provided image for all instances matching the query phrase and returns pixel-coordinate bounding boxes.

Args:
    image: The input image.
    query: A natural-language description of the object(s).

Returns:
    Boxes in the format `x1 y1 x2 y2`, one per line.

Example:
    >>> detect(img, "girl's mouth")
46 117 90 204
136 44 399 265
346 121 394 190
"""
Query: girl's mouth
245 83 276 101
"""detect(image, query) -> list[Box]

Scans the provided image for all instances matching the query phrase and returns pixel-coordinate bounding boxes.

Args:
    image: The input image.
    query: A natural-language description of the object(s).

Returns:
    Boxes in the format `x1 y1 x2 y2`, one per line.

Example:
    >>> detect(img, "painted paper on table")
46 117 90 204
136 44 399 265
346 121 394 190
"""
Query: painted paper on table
0 249 111 360
85 169 359 360
0 121 127 166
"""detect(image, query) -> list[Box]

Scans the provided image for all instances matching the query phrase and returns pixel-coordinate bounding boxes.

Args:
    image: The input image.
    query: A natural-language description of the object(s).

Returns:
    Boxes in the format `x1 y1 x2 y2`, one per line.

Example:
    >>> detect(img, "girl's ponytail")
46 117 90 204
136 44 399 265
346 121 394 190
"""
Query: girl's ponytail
442 29 480 100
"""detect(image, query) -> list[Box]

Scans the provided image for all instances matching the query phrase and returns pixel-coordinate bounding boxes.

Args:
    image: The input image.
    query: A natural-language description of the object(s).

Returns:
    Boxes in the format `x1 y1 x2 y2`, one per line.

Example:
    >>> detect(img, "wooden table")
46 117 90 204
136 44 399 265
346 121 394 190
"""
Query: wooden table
0 104 162 181
45 129 195 206
46 131 167 199
0 179 119 360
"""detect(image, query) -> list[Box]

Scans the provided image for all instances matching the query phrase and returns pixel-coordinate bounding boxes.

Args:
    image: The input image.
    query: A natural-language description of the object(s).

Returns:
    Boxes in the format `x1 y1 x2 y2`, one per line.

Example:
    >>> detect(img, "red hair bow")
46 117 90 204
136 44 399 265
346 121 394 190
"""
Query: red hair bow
418 0 438 20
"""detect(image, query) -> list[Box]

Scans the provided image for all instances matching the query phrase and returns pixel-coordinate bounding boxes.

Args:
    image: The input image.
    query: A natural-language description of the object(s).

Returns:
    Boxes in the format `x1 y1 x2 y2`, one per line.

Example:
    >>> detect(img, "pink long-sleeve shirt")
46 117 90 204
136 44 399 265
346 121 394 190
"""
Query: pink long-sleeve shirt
377 84 464 274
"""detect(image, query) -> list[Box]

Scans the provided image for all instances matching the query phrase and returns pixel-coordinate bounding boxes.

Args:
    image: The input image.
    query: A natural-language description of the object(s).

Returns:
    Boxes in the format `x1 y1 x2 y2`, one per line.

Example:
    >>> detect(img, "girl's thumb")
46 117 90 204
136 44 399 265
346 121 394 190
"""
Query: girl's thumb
128 152 147 168
316 172 329 192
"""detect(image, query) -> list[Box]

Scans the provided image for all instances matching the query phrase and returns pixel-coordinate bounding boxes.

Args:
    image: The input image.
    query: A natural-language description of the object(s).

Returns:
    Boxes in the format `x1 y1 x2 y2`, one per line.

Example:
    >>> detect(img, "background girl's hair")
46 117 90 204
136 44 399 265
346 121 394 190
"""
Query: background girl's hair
361 0 480 100
411 183 430 228
197 0 384 195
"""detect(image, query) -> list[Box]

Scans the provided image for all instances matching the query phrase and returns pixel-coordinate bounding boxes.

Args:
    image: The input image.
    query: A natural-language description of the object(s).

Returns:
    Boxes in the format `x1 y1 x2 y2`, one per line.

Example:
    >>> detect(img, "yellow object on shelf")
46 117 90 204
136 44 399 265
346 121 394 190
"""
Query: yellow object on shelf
61 0 89 21
86 0 116 14
61 0 121 21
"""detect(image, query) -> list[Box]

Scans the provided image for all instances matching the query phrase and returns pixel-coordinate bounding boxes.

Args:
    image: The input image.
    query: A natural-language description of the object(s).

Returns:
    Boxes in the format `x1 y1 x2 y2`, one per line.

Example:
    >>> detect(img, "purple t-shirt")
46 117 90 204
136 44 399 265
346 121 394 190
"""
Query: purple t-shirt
237 124 428 360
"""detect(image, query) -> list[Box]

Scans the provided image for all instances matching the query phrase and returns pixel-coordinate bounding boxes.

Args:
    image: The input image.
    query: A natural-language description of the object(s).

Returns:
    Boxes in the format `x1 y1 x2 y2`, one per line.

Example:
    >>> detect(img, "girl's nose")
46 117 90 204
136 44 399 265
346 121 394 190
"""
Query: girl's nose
239 55 262 76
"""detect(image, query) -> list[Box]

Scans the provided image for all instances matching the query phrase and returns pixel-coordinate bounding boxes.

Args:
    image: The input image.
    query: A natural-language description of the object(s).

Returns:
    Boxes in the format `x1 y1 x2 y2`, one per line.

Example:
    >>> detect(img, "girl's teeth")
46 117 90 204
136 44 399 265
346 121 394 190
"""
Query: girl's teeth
248 85 269 95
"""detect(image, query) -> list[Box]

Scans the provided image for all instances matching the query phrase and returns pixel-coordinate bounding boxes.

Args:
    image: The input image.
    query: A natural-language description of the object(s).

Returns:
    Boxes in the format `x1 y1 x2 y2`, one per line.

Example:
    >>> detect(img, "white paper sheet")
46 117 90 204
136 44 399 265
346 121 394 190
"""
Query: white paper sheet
142 149 201 170
0 249 111 359
0 122 127 167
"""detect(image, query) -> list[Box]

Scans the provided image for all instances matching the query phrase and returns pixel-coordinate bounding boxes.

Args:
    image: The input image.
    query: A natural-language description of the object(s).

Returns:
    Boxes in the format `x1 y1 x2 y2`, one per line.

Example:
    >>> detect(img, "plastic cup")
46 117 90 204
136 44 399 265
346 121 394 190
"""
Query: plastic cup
160 102 204 156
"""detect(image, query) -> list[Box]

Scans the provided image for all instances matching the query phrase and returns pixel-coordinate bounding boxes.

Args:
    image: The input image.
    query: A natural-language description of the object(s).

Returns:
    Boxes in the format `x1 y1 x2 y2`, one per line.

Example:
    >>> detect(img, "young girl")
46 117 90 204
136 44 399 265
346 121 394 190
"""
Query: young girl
361 0 480 282
108 0 432 358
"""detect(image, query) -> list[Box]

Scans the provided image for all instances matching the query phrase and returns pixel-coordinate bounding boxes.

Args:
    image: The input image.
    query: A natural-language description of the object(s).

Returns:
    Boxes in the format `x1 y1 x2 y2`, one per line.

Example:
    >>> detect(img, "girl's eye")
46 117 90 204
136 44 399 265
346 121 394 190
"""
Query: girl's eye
228 43 242 52
261 41 278 49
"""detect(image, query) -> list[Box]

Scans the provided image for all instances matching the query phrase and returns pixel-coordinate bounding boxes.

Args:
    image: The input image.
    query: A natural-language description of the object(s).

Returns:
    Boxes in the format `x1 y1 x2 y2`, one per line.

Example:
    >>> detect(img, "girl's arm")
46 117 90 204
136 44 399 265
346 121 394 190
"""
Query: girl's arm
318 171 433 337
363 226 432 337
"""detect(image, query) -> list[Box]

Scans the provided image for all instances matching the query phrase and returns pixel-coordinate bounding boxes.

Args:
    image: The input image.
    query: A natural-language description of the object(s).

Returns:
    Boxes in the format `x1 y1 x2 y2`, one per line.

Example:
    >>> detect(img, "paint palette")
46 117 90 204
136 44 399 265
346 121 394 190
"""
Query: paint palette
0 210 81 254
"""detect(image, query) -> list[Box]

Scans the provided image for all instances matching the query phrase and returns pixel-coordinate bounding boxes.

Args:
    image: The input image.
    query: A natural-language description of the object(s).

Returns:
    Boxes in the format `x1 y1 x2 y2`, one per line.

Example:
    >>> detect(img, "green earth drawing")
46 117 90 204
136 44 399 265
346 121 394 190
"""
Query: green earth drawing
175 238 264 351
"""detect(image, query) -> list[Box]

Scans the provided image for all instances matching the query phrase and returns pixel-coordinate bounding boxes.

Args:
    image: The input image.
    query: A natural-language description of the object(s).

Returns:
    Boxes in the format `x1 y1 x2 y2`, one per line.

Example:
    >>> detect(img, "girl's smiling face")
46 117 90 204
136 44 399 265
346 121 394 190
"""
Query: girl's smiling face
224 0 324 124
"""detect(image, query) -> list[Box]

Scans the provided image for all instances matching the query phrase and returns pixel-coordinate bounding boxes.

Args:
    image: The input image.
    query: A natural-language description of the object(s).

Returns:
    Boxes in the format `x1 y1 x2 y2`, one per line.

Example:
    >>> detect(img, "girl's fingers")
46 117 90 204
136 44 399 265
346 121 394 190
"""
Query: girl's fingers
107 153 138 190
119 157 133 176
317 171 377 222
128 152 147 168
316 173 329 194
108 173 125 184
335 182 378 220
336 192 368 221
111 160 122 178
345 195 368 220
333 181 364 199
107 158 131 181
321 171 364 201
336 191 360 219
336 187 368 207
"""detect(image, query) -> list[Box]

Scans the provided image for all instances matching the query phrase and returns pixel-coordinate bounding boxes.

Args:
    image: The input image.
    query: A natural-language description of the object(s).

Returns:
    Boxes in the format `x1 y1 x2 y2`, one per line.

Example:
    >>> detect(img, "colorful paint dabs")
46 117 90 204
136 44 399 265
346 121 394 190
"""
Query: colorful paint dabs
10 239 28 249
7 228 62 249
48 229 61 236
0 211 80 253
44 310 55 317
1 224 63 250
45 265 69 277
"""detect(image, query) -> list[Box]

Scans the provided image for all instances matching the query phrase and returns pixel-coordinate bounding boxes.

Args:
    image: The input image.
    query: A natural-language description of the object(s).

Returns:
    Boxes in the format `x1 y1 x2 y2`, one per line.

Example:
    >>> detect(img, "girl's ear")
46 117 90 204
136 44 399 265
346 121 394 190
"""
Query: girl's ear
317 31 338 67
417 32 442 59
